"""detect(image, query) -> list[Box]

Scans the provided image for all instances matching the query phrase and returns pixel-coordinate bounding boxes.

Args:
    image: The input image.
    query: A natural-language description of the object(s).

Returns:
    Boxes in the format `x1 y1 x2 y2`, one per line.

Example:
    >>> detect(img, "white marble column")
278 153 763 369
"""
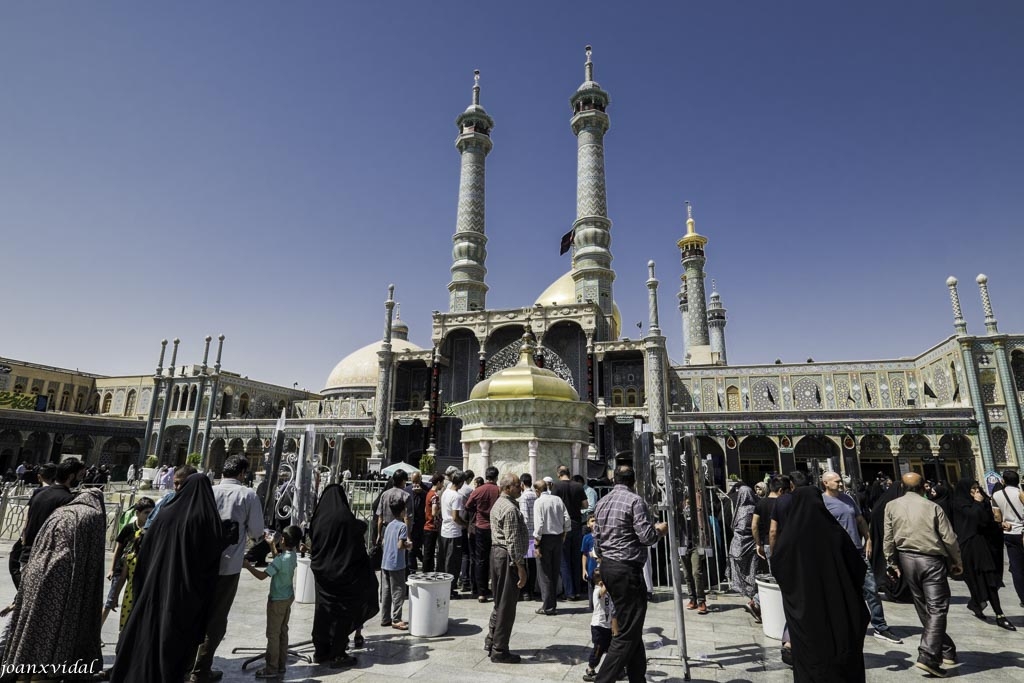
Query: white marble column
571 442 582 477
461 441 470 471
528 439 539 483
479 440 491 471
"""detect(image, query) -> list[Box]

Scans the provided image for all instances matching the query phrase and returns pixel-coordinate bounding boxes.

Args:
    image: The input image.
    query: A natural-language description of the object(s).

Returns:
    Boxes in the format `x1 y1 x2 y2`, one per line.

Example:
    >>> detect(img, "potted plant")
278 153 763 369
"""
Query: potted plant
186 452 203 468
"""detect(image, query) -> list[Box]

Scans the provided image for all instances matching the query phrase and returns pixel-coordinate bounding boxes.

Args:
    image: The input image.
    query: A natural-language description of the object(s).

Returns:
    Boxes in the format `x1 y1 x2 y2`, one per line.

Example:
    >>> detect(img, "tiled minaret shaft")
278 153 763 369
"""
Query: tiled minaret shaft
707 280 728 365
678 203 710 349
570 46 615 331
449 71 493 313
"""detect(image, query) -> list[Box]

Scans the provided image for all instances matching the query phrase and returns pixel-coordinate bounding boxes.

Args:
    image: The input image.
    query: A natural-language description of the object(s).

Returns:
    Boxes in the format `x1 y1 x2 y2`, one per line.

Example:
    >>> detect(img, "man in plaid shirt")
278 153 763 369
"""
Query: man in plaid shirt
484 472 529 664
592 466 668 683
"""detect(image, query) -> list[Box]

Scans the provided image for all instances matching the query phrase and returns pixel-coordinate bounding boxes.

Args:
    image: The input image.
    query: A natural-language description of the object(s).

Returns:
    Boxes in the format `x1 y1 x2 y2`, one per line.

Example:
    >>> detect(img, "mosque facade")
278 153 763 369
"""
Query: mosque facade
2 48 1022 486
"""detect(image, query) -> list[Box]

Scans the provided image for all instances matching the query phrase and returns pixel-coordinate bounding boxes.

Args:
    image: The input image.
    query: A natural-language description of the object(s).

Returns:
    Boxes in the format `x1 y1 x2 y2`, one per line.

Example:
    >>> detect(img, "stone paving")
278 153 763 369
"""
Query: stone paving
2 540 1023 682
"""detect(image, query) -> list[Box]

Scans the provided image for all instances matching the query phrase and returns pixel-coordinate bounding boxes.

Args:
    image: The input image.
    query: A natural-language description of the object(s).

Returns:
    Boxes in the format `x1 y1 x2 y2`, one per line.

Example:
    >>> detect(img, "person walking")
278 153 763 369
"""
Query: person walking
772 483 870 681
591 466 667 683
821 471 902 645
884 472 962 678
729 484 762 624
189 456 265 682
532 479 570 615
483 473 528 664
952 479 1014 630
992 470 1024 608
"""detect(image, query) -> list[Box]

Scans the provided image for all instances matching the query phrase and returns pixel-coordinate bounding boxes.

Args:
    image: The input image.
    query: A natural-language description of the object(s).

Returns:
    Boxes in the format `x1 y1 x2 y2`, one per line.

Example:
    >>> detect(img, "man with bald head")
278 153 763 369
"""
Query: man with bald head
821 472 901 644
883 472 962 678
485 472 529 664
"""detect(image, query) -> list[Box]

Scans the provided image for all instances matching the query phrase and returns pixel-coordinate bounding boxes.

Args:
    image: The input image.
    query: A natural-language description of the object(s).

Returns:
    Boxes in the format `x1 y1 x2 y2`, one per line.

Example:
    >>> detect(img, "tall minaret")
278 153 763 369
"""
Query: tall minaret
570 46 615 335
448 70 494 313
677 278 690 362
678 202 713 364
707 279 728 365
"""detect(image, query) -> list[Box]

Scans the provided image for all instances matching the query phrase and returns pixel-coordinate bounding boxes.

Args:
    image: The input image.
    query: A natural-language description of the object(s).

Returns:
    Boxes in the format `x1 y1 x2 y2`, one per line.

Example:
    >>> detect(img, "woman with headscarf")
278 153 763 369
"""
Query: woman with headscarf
952 479 1014 630
110 473 226 682
772 485 869 682
309 484 380 668
3 488 106 676
868 480 912 602
729 485 761 623
930 482 954 523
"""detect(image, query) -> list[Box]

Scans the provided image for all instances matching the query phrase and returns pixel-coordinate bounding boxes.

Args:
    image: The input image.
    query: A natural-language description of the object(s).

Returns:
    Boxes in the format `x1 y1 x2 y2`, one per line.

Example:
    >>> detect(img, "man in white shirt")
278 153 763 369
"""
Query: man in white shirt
992 470 1024 607
532 479 570 615
518 473 538 600
439 471 467 599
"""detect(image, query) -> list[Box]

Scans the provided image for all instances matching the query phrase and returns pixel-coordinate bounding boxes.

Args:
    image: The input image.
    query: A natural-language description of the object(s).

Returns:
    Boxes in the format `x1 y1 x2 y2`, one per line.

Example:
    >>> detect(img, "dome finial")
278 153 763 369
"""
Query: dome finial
686 201 696 234
711 278 717 293
472 69 481 106
584 44 594 82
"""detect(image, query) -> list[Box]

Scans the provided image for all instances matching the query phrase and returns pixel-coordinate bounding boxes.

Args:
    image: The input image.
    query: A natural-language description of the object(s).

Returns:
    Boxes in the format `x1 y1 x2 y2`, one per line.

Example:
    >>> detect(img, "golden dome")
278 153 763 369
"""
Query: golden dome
323 337 423 395
470 335 579 402
534 271 622 339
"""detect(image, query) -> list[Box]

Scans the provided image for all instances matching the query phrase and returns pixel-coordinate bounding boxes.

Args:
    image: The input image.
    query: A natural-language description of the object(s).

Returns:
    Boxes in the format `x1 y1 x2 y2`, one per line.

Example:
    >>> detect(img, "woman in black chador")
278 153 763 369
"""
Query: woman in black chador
110 473 225 682
868 481 912 602
953 479 1015 630
309 484 380 668
773 485 870 682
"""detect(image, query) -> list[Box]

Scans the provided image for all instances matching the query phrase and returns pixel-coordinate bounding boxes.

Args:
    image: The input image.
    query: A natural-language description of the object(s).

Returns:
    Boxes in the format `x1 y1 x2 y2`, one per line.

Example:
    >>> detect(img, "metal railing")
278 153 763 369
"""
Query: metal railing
0 484 139 550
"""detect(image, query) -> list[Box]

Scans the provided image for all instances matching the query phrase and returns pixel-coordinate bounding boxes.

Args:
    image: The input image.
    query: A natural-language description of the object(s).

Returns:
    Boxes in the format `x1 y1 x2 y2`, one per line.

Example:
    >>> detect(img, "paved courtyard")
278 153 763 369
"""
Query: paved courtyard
2 540 1023 682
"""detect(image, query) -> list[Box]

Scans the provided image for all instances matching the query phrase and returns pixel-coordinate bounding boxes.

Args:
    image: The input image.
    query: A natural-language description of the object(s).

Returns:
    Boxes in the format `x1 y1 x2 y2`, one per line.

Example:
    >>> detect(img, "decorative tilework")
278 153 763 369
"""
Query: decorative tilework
792 377 823 410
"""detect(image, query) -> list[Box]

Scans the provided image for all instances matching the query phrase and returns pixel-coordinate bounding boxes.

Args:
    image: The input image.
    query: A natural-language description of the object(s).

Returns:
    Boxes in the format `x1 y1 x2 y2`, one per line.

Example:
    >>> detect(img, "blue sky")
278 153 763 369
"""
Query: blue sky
3 2 1021 390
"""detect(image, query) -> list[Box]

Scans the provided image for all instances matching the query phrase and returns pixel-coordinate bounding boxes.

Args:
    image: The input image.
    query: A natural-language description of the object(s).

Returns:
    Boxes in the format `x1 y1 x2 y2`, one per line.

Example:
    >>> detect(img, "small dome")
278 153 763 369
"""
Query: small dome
534 271 621 339
469 336 578 402
323 337 423 395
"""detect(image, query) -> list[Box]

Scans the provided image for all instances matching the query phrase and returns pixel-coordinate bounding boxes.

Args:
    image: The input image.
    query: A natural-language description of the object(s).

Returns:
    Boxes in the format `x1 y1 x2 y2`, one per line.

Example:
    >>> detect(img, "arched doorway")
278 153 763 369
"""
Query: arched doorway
737 436 778 485
340 437 372 476
794 435 841 477
0 430 22 472
161 425 191 466
21 432 50 463
245 437 264 476
61 434 94 462
937 434 973 484
101 437 141 477
695 435 726 489
209 438 227 474
859 435 895 482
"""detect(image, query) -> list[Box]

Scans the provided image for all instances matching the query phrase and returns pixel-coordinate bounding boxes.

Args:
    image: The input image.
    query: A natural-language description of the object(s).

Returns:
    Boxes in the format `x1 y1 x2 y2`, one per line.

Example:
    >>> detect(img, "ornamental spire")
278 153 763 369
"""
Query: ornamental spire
585 44 594 82
472 69 481 106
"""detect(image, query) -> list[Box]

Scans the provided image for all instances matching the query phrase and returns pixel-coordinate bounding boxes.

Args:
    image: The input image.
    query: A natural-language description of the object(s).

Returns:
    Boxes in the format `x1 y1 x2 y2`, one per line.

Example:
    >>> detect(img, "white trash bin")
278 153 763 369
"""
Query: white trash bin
406 572 453 637
755 573 785 640
295 555 317 604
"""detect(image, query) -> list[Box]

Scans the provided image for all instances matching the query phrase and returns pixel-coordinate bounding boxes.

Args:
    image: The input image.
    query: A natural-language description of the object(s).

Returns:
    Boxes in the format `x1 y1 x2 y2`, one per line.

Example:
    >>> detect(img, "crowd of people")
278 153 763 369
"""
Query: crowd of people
723 467 1024 681
2 453 1021 682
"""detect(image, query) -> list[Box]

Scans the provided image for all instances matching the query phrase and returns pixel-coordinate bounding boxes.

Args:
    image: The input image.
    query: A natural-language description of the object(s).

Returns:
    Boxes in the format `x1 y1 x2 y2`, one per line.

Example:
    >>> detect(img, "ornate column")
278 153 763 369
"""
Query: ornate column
140 339 167 471
201 335 225 462
959 338 995 473
427 347 441 457
976 274 999 334
643 261 669 443
479 439 491 471
993 338 1024 463
154 338 179 464
946 276 968 336
461 440 470 471
528 439 539 483
370 285 397 472
187 335 212 455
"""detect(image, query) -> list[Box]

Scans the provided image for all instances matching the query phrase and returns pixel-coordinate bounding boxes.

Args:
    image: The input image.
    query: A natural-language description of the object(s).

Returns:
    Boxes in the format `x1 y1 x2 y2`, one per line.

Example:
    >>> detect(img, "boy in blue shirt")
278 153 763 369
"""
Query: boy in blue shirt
244 525 302 679
581 514 598 608
381 499 412 630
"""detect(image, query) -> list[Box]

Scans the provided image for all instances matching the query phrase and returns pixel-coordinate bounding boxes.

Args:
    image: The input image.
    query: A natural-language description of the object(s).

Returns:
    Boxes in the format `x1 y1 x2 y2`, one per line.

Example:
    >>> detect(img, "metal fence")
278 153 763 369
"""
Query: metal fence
0 484 144 551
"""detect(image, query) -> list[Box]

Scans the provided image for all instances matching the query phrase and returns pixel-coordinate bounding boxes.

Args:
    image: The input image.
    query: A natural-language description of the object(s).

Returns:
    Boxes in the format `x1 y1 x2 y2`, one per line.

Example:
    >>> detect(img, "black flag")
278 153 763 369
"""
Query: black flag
865 384 873 405
952 383 961 401
766 386 776 404
559 228 575 255
924 383 938 399
815 385 822 405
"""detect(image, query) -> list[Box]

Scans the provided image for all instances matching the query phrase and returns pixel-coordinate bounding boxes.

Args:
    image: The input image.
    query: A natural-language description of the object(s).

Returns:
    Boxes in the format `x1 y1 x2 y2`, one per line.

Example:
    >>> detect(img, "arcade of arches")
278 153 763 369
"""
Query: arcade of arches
0 428 141 474
691 431 977 488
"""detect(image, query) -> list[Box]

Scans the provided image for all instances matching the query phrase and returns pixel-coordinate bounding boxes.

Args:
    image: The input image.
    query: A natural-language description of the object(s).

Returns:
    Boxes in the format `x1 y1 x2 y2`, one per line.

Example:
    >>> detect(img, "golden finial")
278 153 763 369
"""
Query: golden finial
677 200 708 249
686 201 695 235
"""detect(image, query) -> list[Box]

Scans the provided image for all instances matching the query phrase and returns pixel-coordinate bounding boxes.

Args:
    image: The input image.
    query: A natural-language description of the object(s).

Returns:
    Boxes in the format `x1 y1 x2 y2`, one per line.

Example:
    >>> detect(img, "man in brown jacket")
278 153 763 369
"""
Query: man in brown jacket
883 472 962 678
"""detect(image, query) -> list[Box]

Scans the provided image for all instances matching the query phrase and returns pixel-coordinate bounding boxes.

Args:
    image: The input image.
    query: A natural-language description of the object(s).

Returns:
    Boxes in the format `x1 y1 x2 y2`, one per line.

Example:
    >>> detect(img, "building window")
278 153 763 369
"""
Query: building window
125 390 137 416
75 393 83 412
101 393 113 413
13 384 24 394
59 391 70 411
612 388 624 407
625 388 638 407
992 428 1010 464
239 393 250 416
